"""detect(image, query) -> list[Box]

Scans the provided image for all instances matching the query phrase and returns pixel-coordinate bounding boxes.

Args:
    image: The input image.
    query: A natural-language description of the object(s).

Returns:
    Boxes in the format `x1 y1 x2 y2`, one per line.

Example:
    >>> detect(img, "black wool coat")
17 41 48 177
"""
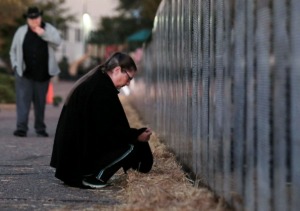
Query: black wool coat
50 70 144 185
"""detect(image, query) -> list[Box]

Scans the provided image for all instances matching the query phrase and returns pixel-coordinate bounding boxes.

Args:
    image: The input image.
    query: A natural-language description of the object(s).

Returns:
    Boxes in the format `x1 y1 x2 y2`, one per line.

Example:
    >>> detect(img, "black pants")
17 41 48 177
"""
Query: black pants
95 142 153 183
15 73 49 132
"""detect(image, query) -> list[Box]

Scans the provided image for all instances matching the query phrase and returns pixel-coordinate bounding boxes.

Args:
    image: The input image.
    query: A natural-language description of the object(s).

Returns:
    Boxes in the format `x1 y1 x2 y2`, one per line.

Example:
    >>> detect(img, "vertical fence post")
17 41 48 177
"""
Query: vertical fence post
291 0 300 210
255 0 271 210
245 0 255 210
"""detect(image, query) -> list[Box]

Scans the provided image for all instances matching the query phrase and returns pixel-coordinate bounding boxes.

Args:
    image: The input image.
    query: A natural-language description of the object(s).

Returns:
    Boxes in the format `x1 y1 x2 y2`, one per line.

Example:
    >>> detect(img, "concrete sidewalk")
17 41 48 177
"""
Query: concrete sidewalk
0 81 121 211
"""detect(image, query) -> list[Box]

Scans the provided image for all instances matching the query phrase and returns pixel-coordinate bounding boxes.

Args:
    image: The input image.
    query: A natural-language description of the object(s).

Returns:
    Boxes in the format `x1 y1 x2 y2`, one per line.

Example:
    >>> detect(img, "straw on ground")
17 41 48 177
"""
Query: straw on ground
107 97 232 211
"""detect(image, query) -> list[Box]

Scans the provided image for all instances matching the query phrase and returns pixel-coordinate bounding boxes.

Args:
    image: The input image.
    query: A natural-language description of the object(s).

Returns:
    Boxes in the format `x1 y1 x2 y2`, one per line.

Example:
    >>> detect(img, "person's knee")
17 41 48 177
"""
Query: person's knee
137 158 153 173
139 165 152 173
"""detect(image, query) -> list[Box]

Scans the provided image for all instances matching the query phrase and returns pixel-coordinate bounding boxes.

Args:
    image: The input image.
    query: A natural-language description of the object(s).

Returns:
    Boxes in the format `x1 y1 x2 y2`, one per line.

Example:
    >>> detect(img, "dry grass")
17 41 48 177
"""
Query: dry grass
109 96 231 211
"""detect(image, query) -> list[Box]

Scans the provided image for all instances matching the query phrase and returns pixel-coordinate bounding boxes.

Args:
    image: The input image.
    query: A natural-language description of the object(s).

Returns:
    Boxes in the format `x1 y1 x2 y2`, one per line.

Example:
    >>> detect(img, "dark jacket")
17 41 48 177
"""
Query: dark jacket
50 69 144 185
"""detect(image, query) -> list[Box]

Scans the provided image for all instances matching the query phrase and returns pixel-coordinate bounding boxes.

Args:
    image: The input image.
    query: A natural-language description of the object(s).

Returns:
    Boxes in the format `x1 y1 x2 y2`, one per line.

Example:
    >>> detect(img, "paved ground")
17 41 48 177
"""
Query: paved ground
0 81 122 211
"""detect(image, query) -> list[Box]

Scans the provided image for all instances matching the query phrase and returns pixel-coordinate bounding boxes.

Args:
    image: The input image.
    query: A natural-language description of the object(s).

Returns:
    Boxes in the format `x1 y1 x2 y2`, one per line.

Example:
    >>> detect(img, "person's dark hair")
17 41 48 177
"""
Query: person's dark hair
65 52 137 105
99 52 137 73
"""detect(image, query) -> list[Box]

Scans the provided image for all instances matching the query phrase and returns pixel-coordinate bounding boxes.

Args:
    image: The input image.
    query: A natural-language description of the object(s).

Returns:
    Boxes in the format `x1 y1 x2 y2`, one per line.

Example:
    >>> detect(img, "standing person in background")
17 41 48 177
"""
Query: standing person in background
50 52 153 189
10 7 61 137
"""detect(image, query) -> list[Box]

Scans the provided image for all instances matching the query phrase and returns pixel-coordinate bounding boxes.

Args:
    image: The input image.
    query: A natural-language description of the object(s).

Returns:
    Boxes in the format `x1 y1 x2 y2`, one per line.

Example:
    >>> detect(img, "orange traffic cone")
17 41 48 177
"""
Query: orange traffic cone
46 82 54 104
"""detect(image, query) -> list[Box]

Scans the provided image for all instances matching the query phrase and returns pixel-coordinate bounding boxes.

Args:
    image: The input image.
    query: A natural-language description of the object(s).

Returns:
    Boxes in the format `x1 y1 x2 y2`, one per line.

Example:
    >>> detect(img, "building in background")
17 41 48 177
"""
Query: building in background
56 0 119 66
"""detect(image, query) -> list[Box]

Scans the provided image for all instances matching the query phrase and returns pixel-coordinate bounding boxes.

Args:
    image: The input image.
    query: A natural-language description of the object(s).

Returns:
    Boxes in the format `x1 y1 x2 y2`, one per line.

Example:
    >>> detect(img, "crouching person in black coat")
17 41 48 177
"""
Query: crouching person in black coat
50 52 153 188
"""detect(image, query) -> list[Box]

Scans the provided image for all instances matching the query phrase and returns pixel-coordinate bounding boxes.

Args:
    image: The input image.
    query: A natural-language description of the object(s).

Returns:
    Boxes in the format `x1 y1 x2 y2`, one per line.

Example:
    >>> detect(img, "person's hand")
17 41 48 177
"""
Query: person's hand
32 26 45 36
137 128 152 142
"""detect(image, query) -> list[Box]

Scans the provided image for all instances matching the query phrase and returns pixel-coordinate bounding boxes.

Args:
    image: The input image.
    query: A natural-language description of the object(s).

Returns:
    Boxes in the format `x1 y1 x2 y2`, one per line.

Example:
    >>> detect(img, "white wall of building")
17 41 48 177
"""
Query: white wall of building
56 0 119 63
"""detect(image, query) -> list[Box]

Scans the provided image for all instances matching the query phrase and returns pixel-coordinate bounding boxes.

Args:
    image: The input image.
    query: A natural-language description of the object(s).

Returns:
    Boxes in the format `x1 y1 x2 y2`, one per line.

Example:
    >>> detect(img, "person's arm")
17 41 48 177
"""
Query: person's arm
9 29 19 71
38 23 61 47
89 90 149 145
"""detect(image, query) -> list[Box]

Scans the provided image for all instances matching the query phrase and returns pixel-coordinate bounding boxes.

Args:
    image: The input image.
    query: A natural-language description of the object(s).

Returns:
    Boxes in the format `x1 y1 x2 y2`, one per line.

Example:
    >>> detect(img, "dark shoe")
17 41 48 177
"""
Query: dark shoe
13 130 27 137
82 177 107 189
36 131 49 137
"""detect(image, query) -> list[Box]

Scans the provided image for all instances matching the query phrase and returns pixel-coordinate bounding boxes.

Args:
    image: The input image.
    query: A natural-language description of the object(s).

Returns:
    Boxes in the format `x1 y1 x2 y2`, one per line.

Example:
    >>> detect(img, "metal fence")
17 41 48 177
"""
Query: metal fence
129 0 300 210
